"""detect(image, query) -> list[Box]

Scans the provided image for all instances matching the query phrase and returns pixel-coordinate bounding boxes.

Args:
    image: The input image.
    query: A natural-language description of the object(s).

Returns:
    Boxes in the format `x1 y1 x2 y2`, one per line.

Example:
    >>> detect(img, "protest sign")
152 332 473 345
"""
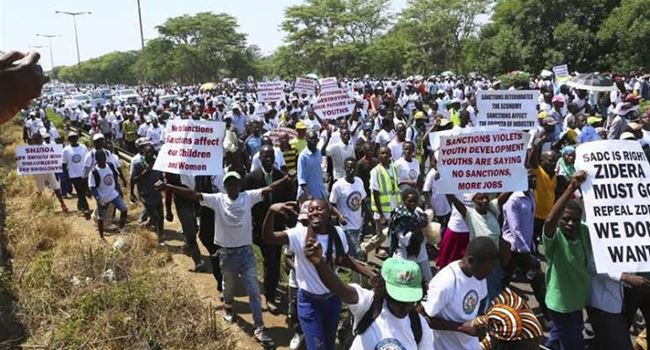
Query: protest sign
294 77 317 95
154 120 225 176
575 140 650 274
319 77 338 92
553 64 571 83
16 144 63 175
257 81 285 103
266 127 298 146
476 90 539 130
436 128 530 194
314 88 355 120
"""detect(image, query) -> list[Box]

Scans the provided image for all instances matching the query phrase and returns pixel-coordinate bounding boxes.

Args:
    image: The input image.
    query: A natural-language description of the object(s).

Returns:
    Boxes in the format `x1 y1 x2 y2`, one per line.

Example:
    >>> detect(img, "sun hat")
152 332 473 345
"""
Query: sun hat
381 257 423 303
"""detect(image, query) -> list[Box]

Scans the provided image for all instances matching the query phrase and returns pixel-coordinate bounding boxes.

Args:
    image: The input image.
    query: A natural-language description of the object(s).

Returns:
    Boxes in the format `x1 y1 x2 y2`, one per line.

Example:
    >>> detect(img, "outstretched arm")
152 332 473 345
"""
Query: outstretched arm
155 181 203 202
262 202 295 245
446 194 468 217
543 171 587 237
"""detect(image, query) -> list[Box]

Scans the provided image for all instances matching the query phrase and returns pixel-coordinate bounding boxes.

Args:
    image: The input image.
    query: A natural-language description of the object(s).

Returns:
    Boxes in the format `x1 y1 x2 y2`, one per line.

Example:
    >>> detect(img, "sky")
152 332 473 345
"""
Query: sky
0 0 408 70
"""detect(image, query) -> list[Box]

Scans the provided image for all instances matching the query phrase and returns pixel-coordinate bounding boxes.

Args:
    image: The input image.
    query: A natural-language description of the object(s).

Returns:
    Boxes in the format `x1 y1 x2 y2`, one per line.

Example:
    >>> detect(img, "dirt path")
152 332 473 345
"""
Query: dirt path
55 194 294 349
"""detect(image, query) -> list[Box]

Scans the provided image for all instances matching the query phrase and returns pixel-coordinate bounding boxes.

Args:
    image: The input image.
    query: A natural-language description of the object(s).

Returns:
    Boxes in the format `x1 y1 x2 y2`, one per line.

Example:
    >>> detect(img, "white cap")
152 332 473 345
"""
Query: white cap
92 133 105 141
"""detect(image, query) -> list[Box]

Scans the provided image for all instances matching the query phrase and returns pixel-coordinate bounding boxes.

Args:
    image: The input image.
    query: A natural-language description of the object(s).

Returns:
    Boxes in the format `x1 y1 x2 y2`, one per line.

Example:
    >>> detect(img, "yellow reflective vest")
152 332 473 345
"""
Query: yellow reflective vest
370 164 401 215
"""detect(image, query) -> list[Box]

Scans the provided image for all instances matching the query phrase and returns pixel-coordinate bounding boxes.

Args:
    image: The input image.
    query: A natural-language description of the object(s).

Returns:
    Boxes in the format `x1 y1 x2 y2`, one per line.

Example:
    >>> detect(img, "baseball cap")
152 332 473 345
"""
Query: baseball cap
414 111 426 120
551 95 566 104
381 257 423 303
587 116 603 125
222 171 242 184
295 121 307 130
628 122 643 132
67 131 78 138
542 117 558 126
621 132 636 140
92 133 105 141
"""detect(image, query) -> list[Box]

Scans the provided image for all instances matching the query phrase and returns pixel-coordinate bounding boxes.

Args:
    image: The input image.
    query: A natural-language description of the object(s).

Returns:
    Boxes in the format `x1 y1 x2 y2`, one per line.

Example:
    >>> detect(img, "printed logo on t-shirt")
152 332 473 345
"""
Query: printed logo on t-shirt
71 154 82 163
374 338 406 350
346 191 363 212
408 169 417 179
103 174 114 187
462 289 479 314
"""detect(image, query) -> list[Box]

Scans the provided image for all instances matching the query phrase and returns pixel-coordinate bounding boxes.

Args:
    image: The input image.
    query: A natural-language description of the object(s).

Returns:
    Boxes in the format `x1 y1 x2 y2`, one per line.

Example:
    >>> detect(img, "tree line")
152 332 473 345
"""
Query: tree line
52 0 650 84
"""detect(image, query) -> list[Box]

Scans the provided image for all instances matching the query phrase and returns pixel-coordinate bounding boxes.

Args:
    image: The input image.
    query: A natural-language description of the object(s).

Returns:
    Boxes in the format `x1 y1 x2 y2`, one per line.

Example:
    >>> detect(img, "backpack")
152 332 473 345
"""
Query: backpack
92 162 121 195
354 294 422 345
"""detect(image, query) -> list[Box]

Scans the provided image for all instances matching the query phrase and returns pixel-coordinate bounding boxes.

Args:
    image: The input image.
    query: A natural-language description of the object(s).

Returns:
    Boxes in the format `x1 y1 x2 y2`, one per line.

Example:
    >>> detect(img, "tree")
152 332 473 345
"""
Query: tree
598 0 650 72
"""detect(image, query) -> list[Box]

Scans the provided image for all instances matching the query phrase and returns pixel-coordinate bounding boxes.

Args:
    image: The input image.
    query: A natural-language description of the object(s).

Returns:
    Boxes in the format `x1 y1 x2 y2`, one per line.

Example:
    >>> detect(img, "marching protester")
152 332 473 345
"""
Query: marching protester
88 149 127 239
62 131 90 219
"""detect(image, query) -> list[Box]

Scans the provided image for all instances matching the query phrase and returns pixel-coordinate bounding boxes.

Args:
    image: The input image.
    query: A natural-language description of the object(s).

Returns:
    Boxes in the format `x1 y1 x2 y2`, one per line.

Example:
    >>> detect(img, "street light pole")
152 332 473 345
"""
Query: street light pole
55 11 91 65
36 34 59 70
136 0 146 84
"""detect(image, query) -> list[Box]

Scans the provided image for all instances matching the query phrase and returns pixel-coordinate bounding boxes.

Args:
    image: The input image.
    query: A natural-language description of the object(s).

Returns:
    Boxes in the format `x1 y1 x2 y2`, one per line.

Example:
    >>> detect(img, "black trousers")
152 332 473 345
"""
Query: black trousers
198 208 222 291
624 286 650 350
502 251 547 317
70 177 89 212
256 241 282 302
586 305 633 350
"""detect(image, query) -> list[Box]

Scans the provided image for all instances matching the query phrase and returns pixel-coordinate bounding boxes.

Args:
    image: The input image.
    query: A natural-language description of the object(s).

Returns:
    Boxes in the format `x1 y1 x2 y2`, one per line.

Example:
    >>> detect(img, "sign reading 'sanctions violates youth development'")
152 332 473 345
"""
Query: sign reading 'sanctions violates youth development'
153 120 225 176
576 140 650 274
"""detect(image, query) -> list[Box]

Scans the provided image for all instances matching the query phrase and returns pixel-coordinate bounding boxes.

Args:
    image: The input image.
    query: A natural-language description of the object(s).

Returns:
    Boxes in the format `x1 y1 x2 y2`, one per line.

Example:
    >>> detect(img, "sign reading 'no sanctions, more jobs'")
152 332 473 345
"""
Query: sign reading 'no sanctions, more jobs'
256 81 285 103
314 88 355 120
436 128 530 194
16 144 63 175
476 90 539 130
576 140 650 274
153 120 225 176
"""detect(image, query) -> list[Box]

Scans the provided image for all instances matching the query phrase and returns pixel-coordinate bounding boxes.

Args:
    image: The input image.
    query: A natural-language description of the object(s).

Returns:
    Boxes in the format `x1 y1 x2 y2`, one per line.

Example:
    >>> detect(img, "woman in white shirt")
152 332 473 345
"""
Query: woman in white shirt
262 199 374 350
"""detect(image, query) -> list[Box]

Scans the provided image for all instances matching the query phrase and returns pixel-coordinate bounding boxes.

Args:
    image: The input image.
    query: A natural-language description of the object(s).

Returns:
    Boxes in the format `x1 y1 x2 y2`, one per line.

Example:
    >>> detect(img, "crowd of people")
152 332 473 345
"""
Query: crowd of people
19 72 650 350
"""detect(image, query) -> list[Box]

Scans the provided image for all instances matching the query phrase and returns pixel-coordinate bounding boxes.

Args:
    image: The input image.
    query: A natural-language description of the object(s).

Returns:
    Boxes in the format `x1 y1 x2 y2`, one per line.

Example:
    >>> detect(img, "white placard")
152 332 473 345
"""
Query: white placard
314 88 355 120
476 90 539 130
153 120 225 175
294 77 317 96
575 140 650 274
16 144 63 175
553 64 570 82
319 77 338 92
437 128 530 194
256 81 285 103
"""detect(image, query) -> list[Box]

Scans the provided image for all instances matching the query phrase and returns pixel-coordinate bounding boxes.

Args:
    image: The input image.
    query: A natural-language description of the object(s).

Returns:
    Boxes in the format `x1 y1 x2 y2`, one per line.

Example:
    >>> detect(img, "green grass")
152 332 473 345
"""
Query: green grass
45 109 65 129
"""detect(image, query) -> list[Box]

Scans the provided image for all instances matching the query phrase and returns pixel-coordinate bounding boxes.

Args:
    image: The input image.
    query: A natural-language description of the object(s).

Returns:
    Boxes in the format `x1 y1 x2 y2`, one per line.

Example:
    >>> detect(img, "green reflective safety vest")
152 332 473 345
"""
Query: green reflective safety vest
370 164 401 215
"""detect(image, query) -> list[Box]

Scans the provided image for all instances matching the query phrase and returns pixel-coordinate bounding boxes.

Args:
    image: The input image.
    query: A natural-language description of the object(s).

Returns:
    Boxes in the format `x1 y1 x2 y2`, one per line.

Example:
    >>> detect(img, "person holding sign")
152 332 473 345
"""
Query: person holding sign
155 171 292 347
28 132 69 214
541 170 589 350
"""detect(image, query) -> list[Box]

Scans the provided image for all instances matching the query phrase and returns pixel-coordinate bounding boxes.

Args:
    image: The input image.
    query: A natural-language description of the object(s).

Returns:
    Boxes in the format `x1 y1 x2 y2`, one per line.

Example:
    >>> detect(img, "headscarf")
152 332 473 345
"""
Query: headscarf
556 146 575 177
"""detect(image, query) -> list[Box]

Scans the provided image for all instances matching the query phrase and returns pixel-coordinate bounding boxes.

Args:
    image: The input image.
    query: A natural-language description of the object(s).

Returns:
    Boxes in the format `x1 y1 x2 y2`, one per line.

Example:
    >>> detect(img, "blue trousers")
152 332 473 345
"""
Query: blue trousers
219 245 264 328
545 309 585 350
297 289 341 350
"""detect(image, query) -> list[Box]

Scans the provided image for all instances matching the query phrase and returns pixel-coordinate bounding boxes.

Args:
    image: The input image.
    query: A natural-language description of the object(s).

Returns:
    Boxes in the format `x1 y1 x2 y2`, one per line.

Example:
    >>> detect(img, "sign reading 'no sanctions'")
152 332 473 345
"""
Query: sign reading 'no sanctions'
16 144 63 175
437 128 530 194
576 140 650 274
257 81 285 103
476 90 539 130
154 120 225 176
314 88 355 120
294 77 317 95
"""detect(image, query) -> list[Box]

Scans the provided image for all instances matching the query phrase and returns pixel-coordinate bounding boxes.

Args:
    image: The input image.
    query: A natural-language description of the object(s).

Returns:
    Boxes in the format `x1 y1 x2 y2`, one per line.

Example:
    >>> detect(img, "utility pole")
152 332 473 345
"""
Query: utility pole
36 34 59 70
55 11 91 65
137 0 147 84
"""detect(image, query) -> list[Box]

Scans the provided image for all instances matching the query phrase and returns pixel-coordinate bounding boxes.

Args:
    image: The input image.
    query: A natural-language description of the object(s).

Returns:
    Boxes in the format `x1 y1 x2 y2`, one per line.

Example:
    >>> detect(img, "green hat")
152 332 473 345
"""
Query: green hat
381 257 423 303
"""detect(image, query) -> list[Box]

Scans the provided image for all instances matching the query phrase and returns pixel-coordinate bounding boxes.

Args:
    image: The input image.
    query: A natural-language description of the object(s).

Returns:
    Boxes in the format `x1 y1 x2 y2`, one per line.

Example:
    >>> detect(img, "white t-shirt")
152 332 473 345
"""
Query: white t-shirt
285 225 349 295
422 168 451 216
394 158 420 184
464 199 501 244
326 141 356 180
137 123 151 137
447 195 473 232
348 284 434 350
83 149 114 175
329 177 367 231
250 147 286 172
375 129 395 147
422 261 487 350
146 125 163 145
387 139 404 162
88 165 119 204
199 190 263 248
63 144 88 179
394 207 429 263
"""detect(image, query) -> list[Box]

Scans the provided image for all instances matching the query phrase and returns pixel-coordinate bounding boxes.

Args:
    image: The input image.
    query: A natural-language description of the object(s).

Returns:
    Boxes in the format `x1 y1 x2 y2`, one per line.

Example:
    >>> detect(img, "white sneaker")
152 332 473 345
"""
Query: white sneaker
289 332 304 350
254 327 274 347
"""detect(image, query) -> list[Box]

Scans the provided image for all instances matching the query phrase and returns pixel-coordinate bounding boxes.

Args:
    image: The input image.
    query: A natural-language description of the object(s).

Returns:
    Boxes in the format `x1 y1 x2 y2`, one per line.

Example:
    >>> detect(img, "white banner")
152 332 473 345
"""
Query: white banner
437 128 530 194
575 140 650 274
319 77 338 92
314 88 355 120
16 144 63 175
153 120 225 176
294 77 317 96
476 90 539 130
256 81 285 103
